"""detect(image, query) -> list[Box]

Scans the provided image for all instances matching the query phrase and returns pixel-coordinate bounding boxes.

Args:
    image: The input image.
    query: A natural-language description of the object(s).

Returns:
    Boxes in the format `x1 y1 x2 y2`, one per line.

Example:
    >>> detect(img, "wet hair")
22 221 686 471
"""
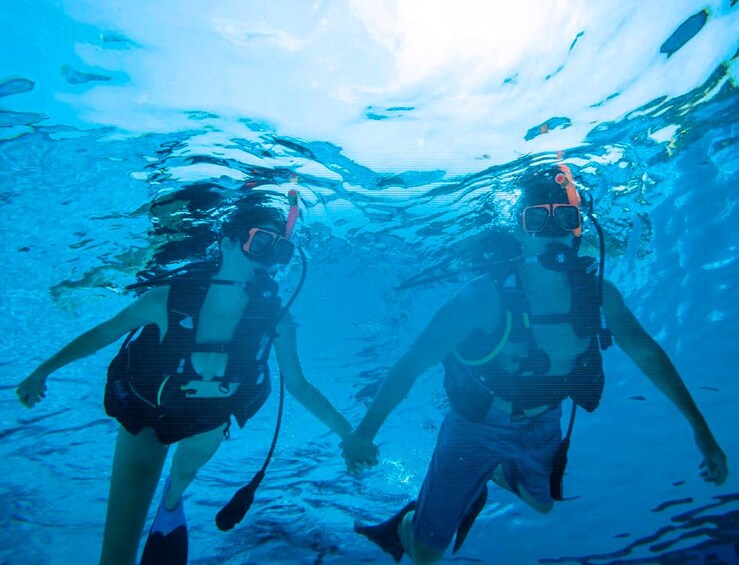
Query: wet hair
221 190 288 242
514 166 573 217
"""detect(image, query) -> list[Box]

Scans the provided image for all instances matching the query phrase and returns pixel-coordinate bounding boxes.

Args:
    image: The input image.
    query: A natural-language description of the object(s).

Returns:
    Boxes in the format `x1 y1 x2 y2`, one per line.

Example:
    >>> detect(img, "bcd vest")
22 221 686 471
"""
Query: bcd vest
444 257 608 422
104 271 283 443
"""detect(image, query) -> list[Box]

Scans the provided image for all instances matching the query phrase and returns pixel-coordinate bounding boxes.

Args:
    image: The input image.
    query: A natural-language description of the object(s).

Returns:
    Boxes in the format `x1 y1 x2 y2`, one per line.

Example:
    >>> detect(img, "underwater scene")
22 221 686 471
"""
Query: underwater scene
1 1 738 563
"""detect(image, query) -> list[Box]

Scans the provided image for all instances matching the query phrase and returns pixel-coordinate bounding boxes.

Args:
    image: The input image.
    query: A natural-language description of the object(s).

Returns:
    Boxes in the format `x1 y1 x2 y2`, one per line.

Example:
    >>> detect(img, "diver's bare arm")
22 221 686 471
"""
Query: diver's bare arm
603 281 728 483
275 314 353 439
355 281 496 442
603 281 707 429
30 287 167 378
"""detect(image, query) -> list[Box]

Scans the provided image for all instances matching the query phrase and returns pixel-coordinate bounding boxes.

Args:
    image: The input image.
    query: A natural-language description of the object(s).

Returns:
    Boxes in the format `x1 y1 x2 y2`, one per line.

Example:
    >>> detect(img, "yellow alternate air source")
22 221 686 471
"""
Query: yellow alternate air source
453 310 514 366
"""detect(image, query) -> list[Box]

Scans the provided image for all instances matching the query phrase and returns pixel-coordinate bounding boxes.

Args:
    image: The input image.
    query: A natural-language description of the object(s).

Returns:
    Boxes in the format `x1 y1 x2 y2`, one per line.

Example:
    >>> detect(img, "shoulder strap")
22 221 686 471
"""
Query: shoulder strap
574 256 612 350
166 277 208 317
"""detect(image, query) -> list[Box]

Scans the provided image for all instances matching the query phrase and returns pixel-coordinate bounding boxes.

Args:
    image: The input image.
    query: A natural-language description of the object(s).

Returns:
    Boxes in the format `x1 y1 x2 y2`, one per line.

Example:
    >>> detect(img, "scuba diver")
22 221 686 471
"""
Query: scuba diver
340 165 729 564
16 190 354 565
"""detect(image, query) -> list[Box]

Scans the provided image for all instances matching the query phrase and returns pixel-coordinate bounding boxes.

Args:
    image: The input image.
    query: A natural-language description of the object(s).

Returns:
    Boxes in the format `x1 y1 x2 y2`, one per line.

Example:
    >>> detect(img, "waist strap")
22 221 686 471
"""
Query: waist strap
490 394 554 419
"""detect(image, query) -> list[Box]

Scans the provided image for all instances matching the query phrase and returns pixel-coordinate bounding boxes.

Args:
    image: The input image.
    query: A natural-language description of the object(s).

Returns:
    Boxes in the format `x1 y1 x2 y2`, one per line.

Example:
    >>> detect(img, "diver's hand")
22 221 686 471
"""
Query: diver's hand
695 429 728 485
16 370 49 408
340 430 379 475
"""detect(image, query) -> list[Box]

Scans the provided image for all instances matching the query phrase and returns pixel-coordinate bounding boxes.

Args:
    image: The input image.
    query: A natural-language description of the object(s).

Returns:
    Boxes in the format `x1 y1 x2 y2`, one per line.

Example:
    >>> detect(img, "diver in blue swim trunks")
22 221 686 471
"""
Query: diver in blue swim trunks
16 190 353 565
341 165 728 564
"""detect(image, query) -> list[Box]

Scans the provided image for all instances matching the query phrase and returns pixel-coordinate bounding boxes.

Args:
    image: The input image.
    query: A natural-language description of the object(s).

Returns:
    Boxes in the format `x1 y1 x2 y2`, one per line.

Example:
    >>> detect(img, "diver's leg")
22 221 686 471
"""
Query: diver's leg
494 459 553 513
492 463 553 511
99 426 169 565
139 424 227 565
404 411 498 564
496 409 562 515
517 485 554 514
492 463 512 491
165 423 227 508
398 511 445 565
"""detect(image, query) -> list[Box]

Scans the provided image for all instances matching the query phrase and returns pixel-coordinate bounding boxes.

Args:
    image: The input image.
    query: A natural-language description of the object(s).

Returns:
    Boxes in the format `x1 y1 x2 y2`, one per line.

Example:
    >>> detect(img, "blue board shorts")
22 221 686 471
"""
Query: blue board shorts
413 405 562 550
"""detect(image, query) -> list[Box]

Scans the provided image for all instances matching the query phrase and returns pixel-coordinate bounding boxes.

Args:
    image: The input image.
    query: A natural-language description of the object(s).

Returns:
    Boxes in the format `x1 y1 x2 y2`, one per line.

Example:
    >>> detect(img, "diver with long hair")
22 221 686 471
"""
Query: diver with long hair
17 189 353 565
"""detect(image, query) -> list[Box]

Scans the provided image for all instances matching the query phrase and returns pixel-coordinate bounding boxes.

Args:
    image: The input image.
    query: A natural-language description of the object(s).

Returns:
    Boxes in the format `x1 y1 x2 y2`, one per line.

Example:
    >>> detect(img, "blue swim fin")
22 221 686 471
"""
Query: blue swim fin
140 478 188 565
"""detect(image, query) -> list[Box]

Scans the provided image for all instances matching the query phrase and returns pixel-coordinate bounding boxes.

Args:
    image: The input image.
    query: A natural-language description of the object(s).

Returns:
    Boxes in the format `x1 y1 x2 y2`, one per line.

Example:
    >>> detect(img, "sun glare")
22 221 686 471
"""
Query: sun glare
352 0 586 86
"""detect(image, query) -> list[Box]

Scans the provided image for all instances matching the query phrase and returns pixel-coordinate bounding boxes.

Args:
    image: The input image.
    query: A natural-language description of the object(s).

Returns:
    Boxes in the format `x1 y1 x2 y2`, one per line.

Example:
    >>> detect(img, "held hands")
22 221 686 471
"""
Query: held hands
16 370 48 408
694 429 728 485
340 430 380 475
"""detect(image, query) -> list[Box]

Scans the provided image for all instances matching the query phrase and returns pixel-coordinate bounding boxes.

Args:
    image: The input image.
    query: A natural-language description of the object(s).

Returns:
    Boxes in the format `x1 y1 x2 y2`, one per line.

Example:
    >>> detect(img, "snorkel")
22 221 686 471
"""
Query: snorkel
530 164 583 272
555 164 582 237
284 189 299 239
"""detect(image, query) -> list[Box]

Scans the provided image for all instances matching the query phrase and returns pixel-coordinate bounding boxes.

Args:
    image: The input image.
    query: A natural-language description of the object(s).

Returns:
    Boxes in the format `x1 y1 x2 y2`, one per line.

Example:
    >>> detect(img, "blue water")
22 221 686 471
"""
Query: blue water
1 1 738 563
